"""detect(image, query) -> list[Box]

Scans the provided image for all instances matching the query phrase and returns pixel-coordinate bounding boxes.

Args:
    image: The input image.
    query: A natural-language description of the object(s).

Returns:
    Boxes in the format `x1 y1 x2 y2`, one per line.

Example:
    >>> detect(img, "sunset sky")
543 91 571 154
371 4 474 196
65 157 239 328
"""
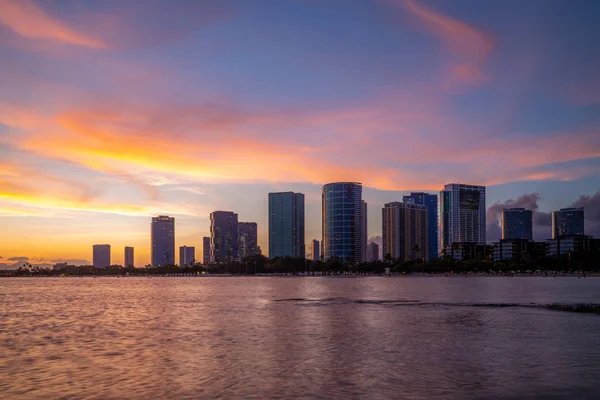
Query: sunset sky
1 0 599 267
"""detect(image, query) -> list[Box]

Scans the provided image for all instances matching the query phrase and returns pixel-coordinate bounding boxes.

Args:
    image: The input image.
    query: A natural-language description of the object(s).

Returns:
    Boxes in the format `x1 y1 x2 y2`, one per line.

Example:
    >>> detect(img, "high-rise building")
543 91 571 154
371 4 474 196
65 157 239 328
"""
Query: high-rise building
151 216 175 266
179 246 195 266
322 182 365 263
203 237 210 264
124 246 134 268
311 239 320 261
382 202 428 262
93 244 111 268
367 242 379 262
210 211 239 262
268 192 305 258
440 184 486 250
362 200 368 263
403 192 439 260
502 208 533 241
238 222 258 258
552 208 584 239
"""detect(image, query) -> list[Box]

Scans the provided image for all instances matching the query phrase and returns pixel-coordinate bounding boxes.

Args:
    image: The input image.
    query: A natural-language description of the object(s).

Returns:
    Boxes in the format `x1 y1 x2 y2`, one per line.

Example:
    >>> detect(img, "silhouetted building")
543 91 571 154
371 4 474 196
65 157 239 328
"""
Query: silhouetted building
367 242 379 262
203 237 210 264
238 222 258 258
440 183 486 249
179 246 195 266
502 208 533 241
362 200 368 262
443 242 494 261
403 192 439 260
124 246 134 268
382 202 428 262
493 239 546 261
210 211 238 262
552 208 584 239
93 244 110 268
311 239 320 261
151 216 175 266
322 182 365 263
268 192 305 258
546 235 598 257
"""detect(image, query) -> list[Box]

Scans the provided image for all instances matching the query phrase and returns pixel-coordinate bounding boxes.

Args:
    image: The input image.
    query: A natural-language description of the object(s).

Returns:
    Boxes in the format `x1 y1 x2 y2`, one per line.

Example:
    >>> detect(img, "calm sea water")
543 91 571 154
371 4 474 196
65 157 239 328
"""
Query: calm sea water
1 276 600 399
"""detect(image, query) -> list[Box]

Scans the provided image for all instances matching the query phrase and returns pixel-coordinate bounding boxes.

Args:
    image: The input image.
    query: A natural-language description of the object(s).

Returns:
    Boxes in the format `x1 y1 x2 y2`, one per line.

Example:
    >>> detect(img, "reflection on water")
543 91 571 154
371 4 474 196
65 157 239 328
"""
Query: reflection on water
1 277 600 399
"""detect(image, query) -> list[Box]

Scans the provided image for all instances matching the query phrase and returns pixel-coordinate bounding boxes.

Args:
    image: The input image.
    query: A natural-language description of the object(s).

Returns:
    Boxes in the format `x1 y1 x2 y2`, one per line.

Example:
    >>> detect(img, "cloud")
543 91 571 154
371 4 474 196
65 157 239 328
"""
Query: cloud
368 235 382 247
7 256 29 261
0 0 108 48
486 193 552 241
569 191 600 237
392 0 493 86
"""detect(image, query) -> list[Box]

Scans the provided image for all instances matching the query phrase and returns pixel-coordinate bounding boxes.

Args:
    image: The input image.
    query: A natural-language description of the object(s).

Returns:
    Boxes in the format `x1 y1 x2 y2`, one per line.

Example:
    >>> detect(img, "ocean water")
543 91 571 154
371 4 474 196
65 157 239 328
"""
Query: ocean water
1 276 600 399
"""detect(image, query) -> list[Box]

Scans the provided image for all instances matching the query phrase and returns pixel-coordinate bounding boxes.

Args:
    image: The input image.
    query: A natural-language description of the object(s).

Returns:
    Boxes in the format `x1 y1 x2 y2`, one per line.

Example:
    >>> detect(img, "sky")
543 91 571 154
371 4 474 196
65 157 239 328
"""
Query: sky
1 0 600 268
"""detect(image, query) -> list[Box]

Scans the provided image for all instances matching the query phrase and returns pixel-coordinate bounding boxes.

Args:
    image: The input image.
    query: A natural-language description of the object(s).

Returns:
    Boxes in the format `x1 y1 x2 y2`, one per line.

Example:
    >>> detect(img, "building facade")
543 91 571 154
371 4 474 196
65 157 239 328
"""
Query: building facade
502 208 533 241
311 239 320 261
552 208 584 239
93 244 111 268
440 183 486 249
322 182 365 263
151 215 175 266
179 246 195 266
546 235 598 257
492 239 546 261
210 211 239 262
268 192 305 258
203 237 210 264
367 242 379 262
382 202 428 262
238 222 258 258
403 192 439 260
362 200 368 263
124 246 134 268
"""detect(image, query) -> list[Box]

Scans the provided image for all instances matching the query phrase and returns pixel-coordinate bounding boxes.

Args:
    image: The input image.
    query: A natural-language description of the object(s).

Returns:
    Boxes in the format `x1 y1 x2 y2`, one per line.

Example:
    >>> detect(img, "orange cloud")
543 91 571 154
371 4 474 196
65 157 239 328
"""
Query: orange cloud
0 0 107 48
397 0 493 86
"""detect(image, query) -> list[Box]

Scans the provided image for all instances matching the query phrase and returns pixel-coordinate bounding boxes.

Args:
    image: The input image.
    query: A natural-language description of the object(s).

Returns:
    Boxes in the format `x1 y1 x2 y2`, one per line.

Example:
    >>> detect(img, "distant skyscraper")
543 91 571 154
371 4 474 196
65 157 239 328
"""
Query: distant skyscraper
151 215 175 266
124 246 134 268
367 242 379 262
382 202 428 262
362 200 368 263
440 184 486 249
210 211 239 262
179 246 195 266
268 192 305 258
502 208 533 240
311 239 320 261
238 222 258 258
403 192 439 259
203 237 210 264
552 208 584 238
322 182 365 263
93 244 111 268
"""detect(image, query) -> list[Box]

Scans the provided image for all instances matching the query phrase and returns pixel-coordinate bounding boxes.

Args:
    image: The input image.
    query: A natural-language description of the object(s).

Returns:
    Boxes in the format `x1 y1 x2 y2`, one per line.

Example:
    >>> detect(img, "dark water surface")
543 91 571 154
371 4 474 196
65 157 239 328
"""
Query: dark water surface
2 276 600 399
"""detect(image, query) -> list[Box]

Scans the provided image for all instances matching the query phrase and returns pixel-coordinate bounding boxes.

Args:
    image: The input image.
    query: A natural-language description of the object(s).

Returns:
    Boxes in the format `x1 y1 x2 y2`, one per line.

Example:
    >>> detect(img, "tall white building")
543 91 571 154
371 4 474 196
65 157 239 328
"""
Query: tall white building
440 183 486 250
124 246 134 268
93 244 111 268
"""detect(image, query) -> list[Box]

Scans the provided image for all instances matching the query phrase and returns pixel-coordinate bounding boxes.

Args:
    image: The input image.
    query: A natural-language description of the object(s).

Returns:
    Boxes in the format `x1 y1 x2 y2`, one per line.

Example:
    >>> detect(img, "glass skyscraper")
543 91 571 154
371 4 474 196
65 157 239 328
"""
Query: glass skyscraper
210 211 239 262
403 192 439 259
238 222 258 258
179 246 195 266
322 182 365 263
93 244 111 268
124 246 134 268
502 208 533 240
268 192 305 258
552 208 584 238
151 215 175 266
439 184 486 249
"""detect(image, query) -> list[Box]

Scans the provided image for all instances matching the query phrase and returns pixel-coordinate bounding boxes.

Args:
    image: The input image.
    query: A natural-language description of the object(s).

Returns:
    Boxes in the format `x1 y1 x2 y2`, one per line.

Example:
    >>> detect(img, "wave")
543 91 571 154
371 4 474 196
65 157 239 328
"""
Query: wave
272 298 600 314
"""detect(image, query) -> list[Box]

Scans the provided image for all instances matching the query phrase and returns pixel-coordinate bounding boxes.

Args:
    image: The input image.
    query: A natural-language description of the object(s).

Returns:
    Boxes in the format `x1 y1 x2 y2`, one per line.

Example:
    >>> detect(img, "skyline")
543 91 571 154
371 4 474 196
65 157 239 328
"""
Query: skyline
1 0 600 267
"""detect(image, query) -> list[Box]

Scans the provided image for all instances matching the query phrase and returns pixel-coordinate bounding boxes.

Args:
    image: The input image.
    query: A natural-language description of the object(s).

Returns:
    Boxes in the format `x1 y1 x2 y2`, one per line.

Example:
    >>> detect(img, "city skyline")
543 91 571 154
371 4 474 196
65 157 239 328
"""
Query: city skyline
1 0 600 267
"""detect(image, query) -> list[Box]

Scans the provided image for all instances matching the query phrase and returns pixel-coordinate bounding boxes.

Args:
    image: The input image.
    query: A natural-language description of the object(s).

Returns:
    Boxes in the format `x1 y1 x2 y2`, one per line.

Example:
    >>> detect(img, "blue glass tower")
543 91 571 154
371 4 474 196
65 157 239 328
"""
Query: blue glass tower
322 182 365 263
268 192 305 258
403 192 439 260
552 208 584 238
502 208 533 240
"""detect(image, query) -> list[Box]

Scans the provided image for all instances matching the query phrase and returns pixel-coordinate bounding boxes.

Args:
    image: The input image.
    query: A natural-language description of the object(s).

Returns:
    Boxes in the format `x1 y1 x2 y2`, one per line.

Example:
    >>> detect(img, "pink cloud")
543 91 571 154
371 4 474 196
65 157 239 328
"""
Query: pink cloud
0 0 108 48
